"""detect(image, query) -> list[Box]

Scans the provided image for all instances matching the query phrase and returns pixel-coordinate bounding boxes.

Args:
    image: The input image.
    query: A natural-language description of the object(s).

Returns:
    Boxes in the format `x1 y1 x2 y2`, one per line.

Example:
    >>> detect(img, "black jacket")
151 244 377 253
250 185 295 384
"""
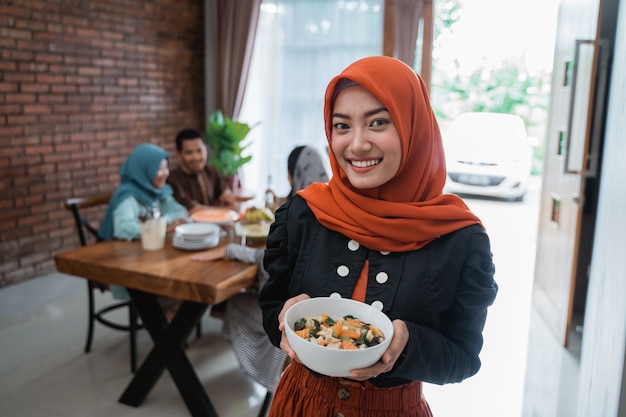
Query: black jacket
260 195 498 387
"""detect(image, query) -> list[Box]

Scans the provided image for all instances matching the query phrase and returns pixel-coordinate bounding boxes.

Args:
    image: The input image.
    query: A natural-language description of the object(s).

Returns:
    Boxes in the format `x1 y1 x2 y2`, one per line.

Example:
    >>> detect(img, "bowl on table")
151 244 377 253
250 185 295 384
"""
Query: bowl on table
172 222 222 250
174 222 220 241
234 221 271 242
284 297 394 377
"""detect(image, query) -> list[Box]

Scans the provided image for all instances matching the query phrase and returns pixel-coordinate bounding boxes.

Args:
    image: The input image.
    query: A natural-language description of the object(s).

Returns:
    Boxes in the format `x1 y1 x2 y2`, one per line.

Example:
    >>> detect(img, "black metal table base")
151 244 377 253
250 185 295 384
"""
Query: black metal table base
119 289 215 417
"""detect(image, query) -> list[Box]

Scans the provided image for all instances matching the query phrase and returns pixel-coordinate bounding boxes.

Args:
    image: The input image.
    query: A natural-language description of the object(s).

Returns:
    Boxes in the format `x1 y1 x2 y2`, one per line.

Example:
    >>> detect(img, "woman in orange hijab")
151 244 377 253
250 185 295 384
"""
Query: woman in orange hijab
260 56 497 417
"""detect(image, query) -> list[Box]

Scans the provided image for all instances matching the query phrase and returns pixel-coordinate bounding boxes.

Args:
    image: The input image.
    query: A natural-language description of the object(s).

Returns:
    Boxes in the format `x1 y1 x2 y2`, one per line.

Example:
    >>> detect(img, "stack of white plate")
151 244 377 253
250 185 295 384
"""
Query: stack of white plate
173 222 220 250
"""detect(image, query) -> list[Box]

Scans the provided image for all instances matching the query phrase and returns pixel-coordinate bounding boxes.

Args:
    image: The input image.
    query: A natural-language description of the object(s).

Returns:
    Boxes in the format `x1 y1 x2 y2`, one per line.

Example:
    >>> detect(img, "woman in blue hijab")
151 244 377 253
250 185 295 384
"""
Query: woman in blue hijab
99 143 188 300
99 143 188 241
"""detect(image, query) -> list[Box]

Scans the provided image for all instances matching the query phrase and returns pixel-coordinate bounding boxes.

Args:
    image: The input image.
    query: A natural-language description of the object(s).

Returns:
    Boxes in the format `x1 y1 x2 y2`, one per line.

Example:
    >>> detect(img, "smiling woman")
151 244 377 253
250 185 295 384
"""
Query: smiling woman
330 84 402 190
259 56 497 417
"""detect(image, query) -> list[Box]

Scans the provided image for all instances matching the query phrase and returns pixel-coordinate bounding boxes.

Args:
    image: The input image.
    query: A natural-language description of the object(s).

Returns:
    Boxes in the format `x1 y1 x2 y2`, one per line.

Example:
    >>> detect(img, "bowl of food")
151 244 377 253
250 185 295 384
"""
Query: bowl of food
284 297 394 377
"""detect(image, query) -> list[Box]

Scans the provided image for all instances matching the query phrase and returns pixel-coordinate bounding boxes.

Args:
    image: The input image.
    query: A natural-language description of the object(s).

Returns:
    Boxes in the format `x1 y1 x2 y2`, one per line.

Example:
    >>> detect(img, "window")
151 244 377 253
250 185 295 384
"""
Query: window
239 0 383 198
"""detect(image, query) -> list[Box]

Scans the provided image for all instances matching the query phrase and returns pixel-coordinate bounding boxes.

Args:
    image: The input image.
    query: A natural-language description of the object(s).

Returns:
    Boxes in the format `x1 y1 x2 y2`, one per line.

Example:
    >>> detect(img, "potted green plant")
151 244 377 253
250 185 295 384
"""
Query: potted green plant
204 110 254 187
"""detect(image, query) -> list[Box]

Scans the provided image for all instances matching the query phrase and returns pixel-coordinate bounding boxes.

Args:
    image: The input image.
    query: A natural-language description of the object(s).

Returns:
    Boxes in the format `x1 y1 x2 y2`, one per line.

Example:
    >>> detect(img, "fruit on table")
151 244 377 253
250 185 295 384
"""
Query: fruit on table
244 206 275 223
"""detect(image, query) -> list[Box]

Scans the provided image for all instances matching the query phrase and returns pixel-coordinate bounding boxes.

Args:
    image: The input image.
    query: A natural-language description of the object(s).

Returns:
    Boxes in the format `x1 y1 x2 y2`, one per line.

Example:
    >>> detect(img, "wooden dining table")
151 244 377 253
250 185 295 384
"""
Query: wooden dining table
54 235 259 417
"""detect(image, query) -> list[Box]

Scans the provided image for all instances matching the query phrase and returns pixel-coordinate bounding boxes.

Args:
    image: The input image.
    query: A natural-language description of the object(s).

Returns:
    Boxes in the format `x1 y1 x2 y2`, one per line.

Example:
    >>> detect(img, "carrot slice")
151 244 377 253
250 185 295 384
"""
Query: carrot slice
295 328 309 339
340 329 361 339
346 317 365 327
369 325 383 337
333 320 343 337
341 340 358 350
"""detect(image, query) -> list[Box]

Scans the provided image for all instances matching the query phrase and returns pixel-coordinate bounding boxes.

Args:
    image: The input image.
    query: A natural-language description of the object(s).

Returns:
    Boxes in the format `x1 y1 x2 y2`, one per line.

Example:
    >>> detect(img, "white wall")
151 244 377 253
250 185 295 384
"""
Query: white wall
576 2 626 415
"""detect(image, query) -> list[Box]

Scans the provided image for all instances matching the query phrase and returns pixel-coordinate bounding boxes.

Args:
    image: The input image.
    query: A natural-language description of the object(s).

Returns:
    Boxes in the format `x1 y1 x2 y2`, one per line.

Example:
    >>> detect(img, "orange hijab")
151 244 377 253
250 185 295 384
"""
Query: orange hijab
299 56 482 252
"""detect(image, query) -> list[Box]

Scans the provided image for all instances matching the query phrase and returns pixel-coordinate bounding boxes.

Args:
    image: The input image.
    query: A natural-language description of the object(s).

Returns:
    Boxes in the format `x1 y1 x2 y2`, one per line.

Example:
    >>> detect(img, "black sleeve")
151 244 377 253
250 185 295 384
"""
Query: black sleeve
259 198 294 348
391 228 498 384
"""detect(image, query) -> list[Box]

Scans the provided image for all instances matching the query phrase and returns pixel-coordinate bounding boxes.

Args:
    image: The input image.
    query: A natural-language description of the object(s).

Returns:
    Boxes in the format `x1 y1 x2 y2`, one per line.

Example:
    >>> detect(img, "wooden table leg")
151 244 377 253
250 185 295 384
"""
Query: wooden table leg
119 289 217 417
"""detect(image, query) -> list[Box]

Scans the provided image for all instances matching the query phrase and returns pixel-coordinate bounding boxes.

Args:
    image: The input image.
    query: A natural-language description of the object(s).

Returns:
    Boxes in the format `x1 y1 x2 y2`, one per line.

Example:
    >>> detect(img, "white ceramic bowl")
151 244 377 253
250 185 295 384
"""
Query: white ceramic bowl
174 222 220 241
284 297 394 377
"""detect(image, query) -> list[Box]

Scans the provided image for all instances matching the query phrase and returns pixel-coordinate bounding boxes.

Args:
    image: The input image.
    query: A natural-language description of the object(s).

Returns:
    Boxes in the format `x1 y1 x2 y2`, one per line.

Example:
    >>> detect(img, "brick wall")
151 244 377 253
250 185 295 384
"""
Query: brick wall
0 0 206 287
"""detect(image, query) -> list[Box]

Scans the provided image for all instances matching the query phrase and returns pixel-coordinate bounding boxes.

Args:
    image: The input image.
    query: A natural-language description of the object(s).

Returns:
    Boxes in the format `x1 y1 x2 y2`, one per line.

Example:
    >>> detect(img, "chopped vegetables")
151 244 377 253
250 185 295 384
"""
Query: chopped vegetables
292 314 384 349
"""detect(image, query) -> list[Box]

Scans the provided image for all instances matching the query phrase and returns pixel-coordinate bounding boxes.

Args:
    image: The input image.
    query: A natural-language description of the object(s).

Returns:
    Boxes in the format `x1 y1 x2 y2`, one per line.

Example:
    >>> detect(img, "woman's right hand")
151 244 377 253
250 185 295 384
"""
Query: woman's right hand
277 293 310 359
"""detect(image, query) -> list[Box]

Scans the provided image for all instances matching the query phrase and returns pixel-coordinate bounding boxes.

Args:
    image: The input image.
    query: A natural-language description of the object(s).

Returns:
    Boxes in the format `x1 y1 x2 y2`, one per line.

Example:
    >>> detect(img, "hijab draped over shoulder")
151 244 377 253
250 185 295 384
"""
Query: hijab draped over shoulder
298 56 482 252
287 145 329 199
99 143 174 240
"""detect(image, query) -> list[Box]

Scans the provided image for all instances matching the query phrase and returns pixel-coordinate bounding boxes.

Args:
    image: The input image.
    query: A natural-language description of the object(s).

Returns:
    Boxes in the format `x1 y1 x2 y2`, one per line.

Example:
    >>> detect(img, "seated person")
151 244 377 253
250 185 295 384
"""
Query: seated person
167 128 235 212
285 145 329 201
191 145 329 392
99 142 188 301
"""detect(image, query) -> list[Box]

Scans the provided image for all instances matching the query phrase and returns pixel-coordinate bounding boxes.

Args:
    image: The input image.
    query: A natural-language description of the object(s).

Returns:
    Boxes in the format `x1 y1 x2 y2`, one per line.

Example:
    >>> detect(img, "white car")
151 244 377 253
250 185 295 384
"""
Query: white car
443 112 537 201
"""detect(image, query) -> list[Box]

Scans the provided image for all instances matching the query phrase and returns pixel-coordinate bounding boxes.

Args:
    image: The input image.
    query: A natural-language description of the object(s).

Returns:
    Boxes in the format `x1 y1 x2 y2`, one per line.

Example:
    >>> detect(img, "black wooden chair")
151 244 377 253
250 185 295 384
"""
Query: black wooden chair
64 193 142 373
64 193 203 374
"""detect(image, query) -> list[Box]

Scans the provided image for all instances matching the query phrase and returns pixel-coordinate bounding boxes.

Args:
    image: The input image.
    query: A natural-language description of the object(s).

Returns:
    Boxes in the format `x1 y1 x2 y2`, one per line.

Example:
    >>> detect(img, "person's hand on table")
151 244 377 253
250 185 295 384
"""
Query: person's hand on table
190 246 226 262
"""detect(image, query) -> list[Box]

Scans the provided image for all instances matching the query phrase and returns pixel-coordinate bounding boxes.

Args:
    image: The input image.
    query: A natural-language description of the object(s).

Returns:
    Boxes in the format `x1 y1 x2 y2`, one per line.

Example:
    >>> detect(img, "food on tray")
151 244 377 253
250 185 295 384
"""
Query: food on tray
244 206 275 223
190 208 239 224
293 314 385 350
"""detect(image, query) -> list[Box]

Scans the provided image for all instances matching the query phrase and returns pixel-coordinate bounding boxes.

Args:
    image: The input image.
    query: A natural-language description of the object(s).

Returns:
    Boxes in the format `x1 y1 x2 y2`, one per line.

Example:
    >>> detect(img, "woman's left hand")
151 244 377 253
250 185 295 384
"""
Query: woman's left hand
347 319 409 381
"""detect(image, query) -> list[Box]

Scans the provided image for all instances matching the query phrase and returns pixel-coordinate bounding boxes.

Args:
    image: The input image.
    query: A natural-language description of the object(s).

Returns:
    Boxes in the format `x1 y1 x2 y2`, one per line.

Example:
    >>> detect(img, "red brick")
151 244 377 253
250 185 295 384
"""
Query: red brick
0 5 32 19
17 39 48 52
39 114 69 123
26 162 56 175
77 66 102 76
38 94 65 103
0 82 20 93
2 72 36 83
7 115 39 125
5 93 37 104
20 83 51 93
24 145 53 155
75 27 100 38
0 61 17 71
1 27 32 41
18 61 48 72
36 74 64 84
23 104 52 114
0 126 24 138
64 75 91 84
0 104 21 114
101 30 124 41
50 85 77 93
3 49 34 61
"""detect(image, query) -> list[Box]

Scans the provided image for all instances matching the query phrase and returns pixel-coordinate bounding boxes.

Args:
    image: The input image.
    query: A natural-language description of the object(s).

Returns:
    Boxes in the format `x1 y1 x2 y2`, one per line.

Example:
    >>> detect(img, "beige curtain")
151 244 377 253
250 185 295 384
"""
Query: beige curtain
210 0 261 119
393 0 424 67
383 0 432 88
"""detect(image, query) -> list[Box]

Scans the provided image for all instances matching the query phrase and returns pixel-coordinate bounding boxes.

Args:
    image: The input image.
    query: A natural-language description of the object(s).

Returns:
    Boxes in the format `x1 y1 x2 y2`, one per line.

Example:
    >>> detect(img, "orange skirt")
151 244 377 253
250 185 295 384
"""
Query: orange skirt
268 361 433 417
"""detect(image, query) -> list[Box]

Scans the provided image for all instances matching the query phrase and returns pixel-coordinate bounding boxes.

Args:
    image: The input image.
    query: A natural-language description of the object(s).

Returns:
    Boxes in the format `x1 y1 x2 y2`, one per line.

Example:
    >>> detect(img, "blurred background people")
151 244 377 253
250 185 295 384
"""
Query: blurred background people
285 145 329 202
167 128 235 212
99 142 188 302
